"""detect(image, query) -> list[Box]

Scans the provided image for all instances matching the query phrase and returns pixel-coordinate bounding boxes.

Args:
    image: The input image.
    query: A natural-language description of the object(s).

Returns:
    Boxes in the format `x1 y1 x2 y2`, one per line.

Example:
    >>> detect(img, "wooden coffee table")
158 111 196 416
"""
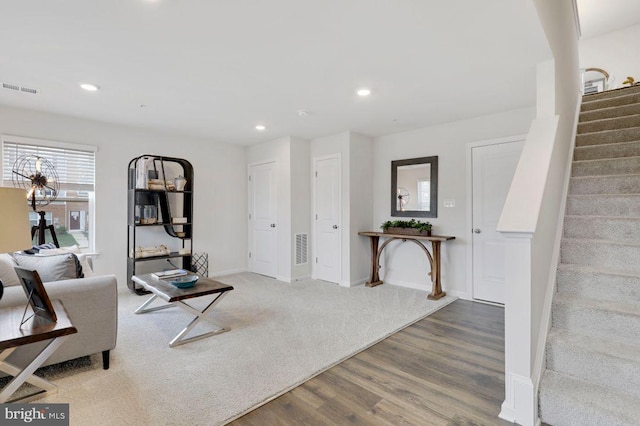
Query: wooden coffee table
132 273 234 347
0 300 77 403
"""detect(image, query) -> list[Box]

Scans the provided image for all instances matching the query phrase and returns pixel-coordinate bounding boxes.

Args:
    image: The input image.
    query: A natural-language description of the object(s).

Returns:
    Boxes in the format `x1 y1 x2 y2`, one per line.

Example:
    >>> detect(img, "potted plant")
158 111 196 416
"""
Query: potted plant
380 219 432 236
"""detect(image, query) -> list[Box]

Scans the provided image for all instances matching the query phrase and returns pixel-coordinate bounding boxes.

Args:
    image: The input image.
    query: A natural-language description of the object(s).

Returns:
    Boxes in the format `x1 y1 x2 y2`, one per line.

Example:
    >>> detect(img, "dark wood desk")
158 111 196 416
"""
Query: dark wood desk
358 232 455 300
0 300 77 403
132 273 234 347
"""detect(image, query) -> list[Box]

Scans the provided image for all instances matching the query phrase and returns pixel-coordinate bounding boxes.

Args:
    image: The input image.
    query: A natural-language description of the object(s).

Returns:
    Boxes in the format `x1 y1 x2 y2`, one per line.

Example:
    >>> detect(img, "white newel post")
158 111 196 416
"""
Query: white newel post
499 231 536 426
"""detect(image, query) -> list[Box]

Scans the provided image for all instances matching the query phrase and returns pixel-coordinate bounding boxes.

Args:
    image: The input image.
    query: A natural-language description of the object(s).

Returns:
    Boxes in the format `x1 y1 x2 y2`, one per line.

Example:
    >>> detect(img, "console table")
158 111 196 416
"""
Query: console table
0 300 77 403
358 232 455 300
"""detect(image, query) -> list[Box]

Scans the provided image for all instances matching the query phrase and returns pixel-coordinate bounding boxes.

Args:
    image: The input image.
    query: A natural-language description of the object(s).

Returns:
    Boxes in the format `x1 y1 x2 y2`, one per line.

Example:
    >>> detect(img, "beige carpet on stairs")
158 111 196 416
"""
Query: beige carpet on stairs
23 272 456 425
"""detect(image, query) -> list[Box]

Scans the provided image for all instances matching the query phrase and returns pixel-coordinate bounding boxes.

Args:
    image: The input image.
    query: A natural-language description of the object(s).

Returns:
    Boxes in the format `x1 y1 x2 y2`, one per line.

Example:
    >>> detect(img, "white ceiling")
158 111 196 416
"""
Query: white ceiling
577 0 640 39
0 1 551 145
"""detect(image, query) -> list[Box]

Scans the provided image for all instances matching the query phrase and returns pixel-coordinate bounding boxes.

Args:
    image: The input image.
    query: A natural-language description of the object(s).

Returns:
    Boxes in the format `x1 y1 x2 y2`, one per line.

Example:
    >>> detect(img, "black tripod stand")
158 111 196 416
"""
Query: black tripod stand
31 210 59 248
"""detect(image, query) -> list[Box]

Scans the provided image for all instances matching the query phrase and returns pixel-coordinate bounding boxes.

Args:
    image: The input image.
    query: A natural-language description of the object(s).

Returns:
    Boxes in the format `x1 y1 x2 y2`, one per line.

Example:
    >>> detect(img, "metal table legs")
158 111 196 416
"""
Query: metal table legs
0 336 69 403
135 292 231 347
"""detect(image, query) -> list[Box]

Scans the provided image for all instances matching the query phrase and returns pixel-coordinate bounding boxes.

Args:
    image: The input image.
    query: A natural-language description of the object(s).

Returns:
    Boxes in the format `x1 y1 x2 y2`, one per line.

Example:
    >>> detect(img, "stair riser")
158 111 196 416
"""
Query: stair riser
552 302 640 346
569 175 640 195
563 217 640 242
576 127 640 147
578 115 640 134
566 195 640 216
574 141 640 161
561 240 640 275
580 103 640 122
582 93 640 112
547 343 640 398
557 269 640 303
571 157 640 177
582 85 640 102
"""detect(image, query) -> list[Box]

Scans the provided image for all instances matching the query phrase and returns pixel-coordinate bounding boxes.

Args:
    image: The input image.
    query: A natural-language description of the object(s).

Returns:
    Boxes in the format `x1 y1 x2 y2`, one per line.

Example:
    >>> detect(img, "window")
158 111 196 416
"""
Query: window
417 179 430 211
2 135 97 251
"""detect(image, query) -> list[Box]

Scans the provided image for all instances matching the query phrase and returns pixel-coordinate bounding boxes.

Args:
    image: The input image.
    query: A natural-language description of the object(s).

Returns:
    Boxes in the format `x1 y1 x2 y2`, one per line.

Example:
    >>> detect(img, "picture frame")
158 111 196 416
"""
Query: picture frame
14 266 57 323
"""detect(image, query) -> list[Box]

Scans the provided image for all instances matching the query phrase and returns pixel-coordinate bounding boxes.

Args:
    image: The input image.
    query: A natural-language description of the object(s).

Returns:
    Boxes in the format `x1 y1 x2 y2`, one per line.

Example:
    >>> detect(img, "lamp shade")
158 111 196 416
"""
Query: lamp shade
0 187 32 253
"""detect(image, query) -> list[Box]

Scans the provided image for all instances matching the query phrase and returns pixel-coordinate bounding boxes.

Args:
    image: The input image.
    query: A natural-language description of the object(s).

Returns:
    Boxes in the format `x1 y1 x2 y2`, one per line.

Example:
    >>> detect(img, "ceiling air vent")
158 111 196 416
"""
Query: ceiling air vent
2 81 38 94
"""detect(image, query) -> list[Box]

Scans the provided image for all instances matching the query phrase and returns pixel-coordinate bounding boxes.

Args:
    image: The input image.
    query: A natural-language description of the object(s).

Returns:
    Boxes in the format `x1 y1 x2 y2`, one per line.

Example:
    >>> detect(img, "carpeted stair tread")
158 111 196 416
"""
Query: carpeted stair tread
561 237 640 274
581 92 640 112
563 215 640 242
577 113 640 134
556 264 640 303
569 174 640 195
566 193 640 216
552 294 640 346
579 102 640 122
547 329 640 397
539 370 640 426
571 155 640 177
576 127 640 147
574 140 640 161
582 85 640 102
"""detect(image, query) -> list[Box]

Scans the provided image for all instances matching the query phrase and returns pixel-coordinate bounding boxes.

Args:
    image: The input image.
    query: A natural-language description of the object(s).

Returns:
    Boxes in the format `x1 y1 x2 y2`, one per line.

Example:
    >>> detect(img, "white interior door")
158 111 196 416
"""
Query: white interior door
249 161 278 278
472 140 524 304
314 155 341 284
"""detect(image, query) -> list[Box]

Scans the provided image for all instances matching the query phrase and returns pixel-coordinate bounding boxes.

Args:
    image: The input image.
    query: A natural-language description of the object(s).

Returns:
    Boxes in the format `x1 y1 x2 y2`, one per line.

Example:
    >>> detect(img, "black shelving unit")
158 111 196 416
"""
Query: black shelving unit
127 155 194 295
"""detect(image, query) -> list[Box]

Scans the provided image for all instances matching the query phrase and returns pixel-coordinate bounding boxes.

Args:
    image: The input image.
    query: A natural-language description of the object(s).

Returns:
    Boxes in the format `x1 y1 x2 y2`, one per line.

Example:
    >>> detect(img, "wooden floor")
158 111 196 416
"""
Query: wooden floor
230 300 511 426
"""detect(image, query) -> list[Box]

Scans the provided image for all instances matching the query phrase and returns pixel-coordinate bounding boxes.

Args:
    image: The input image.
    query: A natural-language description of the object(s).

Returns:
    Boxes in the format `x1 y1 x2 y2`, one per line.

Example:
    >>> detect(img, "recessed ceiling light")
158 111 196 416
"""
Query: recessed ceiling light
357 88 371 97
80 83 99 92
255 125 266 131
297 110 309 117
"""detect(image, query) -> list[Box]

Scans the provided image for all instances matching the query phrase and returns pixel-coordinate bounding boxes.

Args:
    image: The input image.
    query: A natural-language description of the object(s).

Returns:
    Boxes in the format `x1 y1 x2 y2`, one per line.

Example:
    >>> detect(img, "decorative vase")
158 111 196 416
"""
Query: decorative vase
174 175 187 191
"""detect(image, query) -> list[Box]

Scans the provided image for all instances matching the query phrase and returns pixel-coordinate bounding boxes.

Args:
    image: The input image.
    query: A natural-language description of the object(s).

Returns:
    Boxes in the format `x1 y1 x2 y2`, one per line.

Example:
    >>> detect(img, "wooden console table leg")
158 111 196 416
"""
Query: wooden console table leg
428 241 446 300
366 236 383 287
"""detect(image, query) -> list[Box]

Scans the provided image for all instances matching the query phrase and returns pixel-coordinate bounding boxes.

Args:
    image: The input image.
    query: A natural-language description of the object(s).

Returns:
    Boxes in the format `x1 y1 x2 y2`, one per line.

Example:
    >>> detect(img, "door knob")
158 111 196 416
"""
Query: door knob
473 228 481 234
271 224 276 228
333 225 339 229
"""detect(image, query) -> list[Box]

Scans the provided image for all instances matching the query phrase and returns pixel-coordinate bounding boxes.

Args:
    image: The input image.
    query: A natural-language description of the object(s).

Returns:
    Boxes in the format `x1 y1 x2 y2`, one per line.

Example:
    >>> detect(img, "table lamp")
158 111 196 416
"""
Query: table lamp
0 187 32 301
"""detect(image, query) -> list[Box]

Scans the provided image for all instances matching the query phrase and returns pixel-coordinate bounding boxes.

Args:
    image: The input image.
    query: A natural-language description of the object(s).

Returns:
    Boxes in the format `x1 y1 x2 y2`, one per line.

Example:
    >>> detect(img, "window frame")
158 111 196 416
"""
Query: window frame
1 135 98 253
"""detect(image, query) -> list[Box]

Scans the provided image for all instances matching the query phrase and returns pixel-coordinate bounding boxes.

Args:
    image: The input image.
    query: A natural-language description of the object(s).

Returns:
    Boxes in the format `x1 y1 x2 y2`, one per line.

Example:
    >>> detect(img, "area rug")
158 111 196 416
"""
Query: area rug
32 273 456 425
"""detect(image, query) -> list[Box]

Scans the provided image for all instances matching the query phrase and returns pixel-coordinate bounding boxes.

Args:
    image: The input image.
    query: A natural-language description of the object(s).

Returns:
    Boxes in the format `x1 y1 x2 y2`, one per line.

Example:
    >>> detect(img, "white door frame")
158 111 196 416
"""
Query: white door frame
465 134 527 302
311 153 342 283
248 159 278 277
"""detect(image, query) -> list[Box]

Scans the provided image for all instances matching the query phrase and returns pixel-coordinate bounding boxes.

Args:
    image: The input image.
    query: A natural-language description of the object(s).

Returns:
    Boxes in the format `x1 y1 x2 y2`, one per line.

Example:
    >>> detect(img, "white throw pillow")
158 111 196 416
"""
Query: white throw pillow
0 253 20 287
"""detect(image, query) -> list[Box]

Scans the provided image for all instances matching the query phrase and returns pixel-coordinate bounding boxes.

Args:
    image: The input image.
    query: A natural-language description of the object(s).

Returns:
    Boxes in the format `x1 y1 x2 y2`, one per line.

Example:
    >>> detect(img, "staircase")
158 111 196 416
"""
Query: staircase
539 85 640 425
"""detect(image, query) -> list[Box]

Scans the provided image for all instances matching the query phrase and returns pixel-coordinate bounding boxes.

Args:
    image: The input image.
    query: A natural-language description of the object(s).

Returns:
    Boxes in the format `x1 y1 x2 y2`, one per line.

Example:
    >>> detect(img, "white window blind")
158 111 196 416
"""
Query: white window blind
2 139 95 191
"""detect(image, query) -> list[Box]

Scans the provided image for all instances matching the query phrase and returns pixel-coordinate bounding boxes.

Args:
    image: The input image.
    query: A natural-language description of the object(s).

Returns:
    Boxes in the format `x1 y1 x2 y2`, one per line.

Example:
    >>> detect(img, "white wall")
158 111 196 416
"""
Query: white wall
0 105 248 286
349 132 373 284
373 107 536 297
580 23 640 89
290 137 311 280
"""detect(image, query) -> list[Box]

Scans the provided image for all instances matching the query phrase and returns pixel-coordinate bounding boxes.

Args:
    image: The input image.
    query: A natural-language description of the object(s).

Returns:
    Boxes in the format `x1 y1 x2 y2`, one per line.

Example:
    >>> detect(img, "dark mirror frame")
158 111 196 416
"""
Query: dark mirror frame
391 156 438 218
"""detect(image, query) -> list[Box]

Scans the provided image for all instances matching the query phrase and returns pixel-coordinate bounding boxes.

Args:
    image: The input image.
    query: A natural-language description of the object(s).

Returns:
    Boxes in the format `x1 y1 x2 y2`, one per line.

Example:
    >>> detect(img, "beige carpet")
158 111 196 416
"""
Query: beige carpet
32 273 456 425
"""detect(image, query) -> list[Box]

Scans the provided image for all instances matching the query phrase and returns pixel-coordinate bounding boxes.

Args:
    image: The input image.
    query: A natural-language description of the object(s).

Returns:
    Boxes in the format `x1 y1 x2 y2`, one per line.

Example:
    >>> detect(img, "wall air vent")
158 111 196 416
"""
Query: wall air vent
295 233 308 265
2 81 38 94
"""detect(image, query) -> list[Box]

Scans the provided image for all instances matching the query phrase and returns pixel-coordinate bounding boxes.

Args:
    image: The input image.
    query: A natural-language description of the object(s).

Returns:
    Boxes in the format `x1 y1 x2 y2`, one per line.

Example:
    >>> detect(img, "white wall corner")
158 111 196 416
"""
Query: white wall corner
500 372 538 426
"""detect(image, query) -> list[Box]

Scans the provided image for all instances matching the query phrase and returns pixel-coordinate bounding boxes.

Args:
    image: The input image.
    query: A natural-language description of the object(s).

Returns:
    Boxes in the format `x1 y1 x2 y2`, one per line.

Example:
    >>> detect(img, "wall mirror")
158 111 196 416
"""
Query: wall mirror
391 156 438 218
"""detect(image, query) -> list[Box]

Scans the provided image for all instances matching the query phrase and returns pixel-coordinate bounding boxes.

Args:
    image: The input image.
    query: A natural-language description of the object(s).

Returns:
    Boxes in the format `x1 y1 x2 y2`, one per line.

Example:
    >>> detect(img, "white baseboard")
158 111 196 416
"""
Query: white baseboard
383 278 431 292
291 275 311 282
500 372 537 426
276 275 292 283
209 267 248 278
